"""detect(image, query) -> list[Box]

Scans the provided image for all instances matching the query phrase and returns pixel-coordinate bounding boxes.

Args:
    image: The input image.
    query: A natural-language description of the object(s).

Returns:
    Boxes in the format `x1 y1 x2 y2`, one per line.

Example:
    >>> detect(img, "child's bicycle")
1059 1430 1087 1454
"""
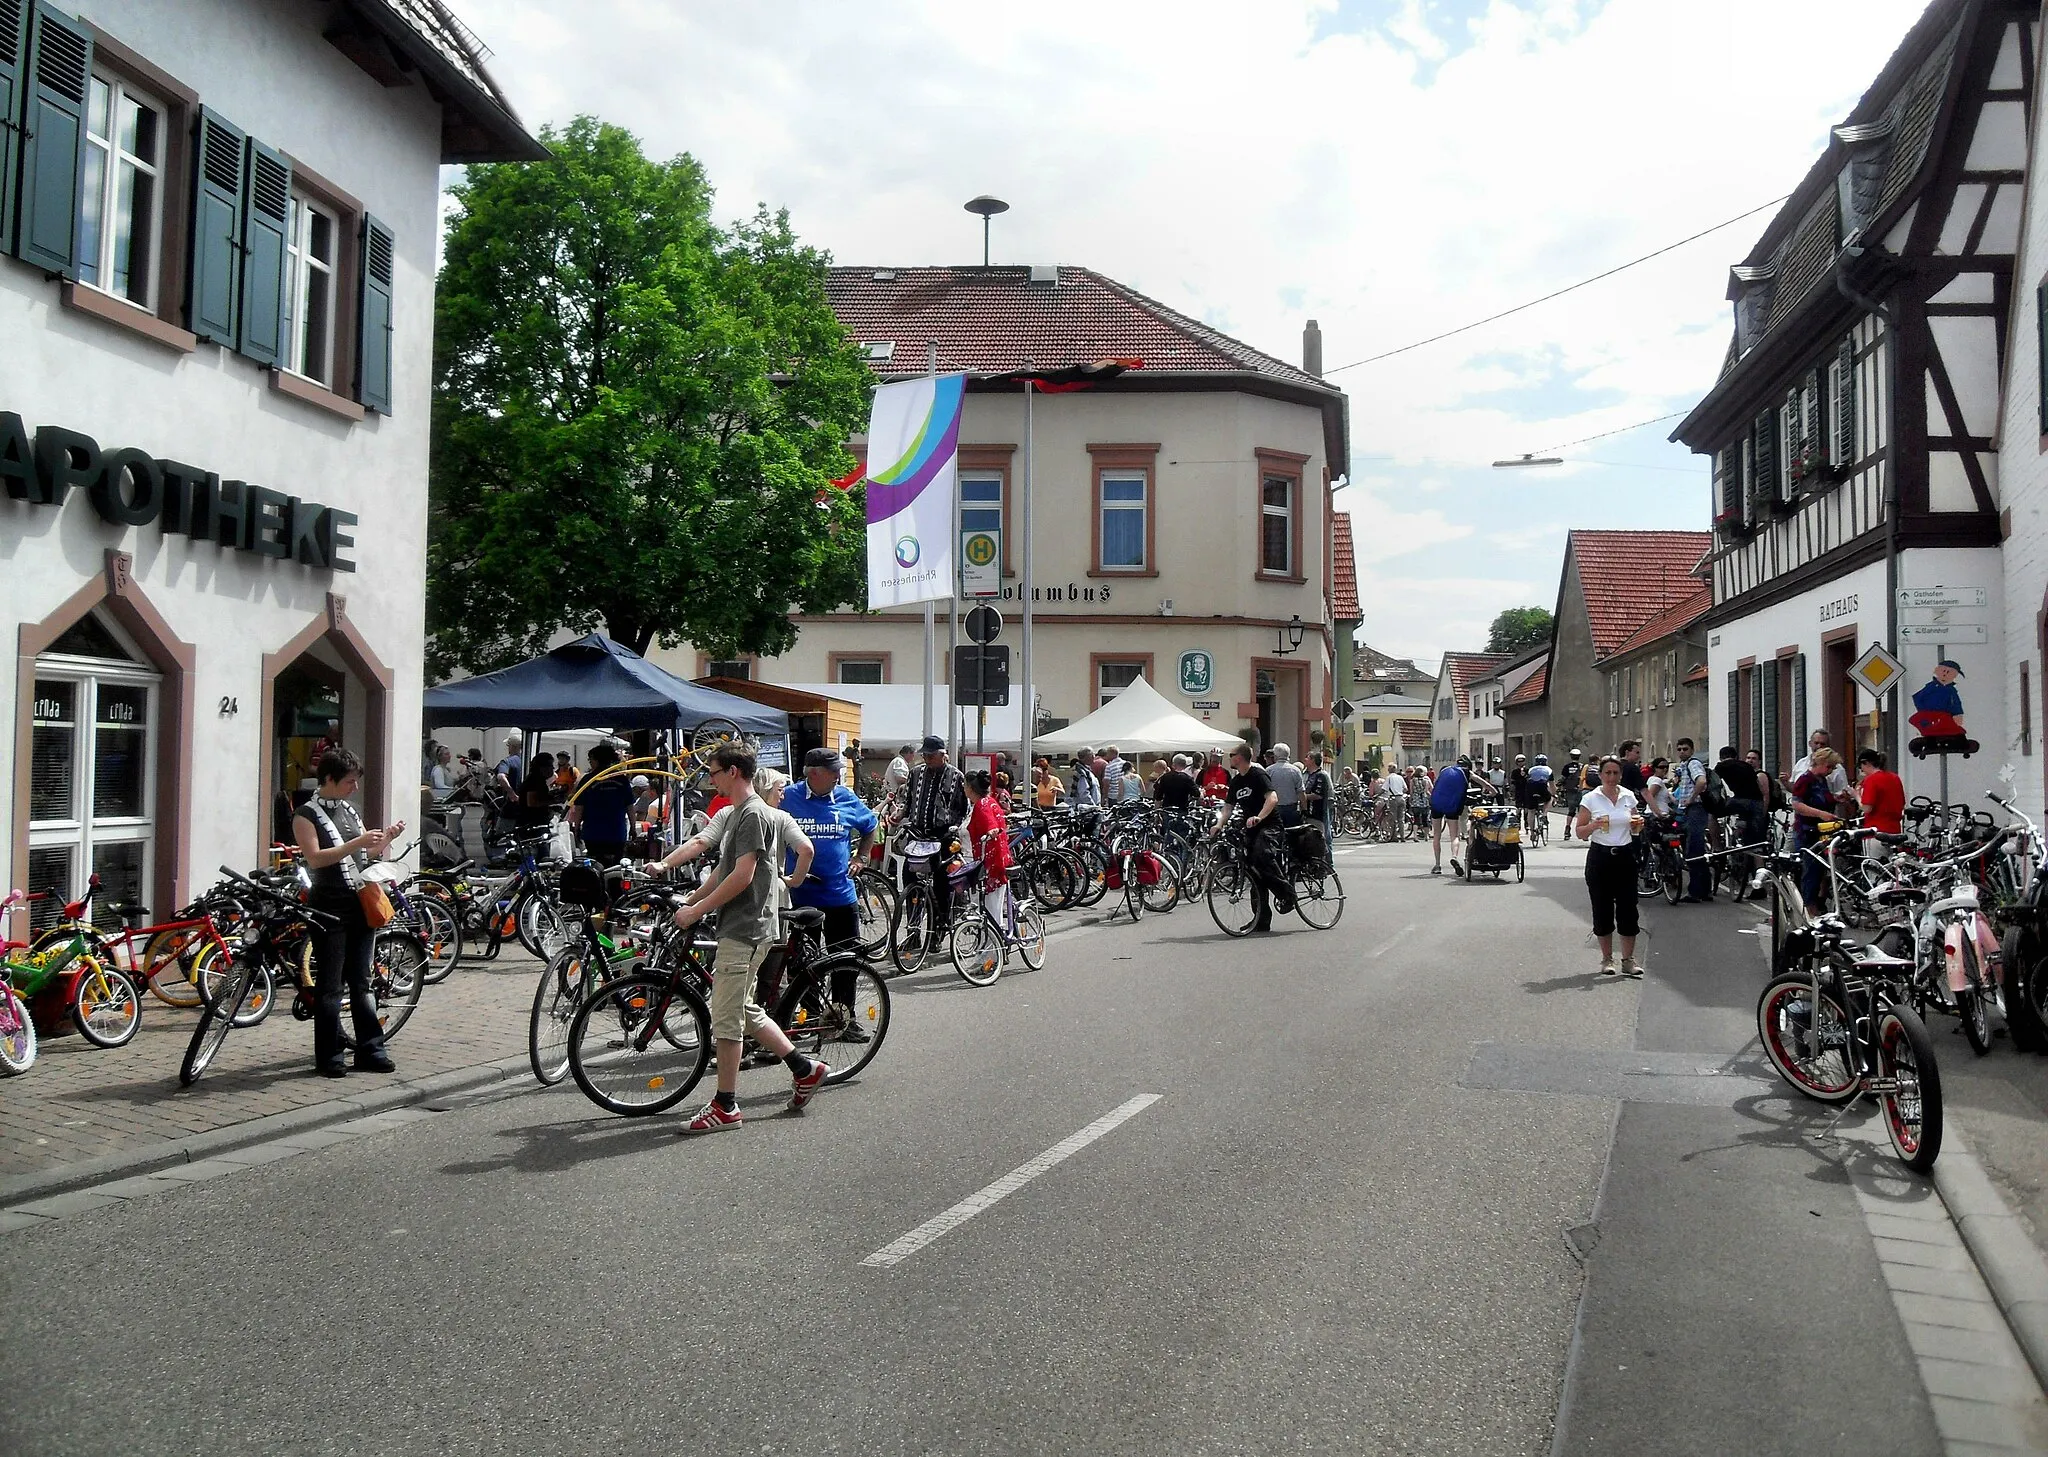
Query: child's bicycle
948 876 1048 987
1 887 143 1051
0 891 41 1073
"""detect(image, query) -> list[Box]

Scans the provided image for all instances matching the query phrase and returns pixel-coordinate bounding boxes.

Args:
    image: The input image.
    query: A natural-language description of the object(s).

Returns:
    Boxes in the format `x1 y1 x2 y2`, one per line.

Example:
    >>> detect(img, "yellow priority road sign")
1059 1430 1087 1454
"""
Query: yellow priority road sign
1848 642 1906 699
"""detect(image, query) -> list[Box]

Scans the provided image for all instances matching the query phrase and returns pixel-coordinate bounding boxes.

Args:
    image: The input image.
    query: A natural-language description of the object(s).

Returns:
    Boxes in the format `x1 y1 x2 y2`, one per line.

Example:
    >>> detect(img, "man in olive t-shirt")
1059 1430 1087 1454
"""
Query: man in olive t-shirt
670 744 829 1134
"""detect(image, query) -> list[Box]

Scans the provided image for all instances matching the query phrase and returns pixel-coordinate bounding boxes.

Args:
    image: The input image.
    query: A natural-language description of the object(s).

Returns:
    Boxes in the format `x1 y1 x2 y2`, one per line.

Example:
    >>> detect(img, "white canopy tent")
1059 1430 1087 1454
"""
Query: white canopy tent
1032 677 1246 757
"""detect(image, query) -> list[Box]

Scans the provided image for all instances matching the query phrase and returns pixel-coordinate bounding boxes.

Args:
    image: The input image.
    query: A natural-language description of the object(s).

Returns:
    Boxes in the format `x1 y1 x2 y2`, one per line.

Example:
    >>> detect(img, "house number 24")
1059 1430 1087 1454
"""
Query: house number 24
218 697 239 717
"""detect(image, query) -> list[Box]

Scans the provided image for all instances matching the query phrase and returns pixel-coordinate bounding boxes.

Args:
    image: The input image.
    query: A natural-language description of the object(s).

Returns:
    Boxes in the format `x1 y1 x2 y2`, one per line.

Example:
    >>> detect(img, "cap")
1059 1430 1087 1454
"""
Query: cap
920 734 946 755
629 775 650 789
803 746 843 771
1937 659 1966 677
1457 754 1473 768
1514 754 1526 762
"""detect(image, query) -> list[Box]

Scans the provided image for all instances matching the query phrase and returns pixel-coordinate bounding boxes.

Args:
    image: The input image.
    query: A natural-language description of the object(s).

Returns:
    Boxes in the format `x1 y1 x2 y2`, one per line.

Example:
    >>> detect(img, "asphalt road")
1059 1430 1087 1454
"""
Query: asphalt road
1 841 2032 1455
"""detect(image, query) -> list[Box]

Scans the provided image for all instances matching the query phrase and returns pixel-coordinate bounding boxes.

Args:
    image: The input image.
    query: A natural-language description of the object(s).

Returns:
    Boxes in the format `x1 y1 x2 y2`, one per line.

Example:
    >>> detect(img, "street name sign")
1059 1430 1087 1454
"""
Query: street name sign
1846 643 1905 699
1896 587 1988 610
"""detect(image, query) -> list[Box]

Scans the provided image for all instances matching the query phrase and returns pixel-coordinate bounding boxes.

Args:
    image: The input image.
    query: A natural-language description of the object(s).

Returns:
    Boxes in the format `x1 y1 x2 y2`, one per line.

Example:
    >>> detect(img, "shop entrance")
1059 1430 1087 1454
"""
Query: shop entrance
270 658 346 846
26 612 158 932
255 597 393 865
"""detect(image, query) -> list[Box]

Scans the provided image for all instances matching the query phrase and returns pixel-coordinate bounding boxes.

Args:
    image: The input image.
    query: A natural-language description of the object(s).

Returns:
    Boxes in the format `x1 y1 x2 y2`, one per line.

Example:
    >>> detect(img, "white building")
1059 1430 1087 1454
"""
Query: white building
1673 0 2023 804
2 0 540 932
1429 651 1513 766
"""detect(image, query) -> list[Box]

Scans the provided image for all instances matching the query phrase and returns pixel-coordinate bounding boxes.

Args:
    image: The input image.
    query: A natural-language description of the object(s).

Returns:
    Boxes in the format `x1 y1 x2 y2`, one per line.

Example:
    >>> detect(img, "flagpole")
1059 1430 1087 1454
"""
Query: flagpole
923 341 938 741
1021 374 1035 774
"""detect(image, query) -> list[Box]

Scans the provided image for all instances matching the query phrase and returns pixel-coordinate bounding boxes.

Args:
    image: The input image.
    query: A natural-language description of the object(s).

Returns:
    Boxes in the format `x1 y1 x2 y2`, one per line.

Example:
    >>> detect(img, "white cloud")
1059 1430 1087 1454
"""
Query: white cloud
450 0 1929 661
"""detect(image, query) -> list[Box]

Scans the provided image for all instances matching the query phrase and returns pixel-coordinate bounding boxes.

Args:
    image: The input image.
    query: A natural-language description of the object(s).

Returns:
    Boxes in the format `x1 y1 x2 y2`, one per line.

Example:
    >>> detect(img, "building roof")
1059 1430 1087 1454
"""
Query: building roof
1350 693 1432 710
1355 643 1425 682
827 265 1348 473
1602 582 1714 663
323 1 548 162
1568 530 1716 660
1331 513 1360 623
1502 657 1549 708
1396 719 1432 748
1683 663 1711 685
1441 651 1515 716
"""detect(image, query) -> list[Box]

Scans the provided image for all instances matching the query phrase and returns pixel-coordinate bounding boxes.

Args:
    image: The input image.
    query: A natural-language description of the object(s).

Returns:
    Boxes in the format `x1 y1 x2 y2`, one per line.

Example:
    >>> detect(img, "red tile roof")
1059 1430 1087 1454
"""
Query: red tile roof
829 266 1333 390
1442 651 1515 716
1604 582 1713 662
1502 658 1548 708
1396 719 1432 748
1331 513 1360 622
1569 530 1715 660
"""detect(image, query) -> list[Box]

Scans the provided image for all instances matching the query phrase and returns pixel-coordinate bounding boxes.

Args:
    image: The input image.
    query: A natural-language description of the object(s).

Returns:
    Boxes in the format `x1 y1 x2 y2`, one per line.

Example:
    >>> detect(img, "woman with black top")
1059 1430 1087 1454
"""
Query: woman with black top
517 752 556 831
292 748 405 1078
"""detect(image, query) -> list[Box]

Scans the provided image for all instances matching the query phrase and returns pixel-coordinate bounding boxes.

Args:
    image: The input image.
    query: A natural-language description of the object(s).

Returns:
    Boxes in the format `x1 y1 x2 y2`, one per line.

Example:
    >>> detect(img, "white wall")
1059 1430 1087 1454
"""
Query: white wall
0 0 445 902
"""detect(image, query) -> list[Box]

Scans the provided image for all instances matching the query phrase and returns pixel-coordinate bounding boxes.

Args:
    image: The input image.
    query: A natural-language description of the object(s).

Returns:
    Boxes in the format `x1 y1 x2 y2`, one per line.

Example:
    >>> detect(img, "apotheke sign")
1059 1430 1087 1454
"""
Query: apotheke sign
1 414 357 572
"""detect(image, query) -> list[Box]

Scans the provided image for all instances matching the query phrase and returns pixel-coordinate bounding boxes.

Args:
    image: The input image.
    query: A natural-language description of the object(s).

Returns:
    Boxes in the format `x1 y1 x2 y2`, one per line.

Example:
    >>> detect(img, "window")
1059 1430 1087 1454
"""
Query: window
1099 474 1146 570
960 472 1002 538
1261 475 1293 575
1438 695 1453 721
706 659 749 681
1778 399 1797 499
1664 650 1676 706
1362 718 1379 734
1097 659 1146 707
1607 672 1618 717
835 658 885 685
284 195 338 385
77 71 163 308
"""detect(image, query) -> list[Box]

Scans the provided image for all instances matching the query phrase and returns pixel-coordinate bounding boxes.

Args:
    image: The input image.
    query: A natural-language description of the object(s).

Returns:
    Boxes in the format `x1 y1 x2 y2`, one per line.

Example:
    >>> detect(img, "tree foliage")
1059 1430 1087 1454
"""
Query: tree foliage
1485 606 1554 656
427 117 872 677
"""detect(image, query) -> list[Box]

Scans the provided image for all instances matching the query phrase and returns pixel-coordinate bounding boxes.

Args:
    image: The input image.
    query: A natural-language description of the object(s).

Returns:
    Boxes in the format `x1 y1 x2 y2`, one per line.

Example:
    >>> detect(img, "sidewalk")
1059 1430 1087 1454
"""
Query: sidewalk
0 951 541 1183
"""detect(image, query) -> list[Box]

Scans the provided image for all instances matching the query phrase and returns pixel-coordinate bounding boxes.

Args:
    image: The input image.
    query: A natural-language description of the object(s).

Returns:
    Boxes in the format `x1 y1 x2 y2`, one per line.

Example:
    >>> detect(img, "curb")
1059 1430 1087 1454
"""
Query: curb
1932 1130 2048 1393
0 1053 534 1209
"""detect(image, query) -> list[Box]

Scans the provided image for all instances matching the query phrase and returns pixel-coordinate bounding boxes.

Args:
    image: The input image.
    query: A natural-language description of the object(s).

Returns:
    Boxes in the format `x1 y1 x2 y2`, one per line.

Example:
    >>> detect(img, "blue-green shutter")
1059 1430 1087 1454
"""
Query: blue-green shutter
13 2 89 276
0 0 29 256
235 139 290 365
1791 653 1808 749
186 106 244 345
355 213 393 414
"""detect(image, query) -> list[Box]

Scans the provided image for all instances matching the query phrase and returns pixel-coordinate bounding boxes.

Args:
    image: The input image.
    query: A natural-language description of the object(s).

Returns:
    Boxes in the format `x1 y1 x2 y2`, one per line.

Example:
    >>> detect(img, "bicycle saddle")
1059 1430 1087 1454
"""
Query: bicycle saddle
1849 947 1914 973
786 907 826 930
111 902 150 926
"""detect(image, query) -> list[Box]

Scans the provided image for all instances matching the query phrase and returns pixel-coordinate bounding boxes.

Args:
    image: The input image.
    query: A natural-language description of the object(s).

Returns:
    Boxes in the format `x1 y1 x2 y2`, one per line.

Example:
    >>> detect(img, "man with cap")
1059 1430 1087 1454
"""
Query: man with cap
782 747 880 1031
904 735 970 951
1560 749 1586 821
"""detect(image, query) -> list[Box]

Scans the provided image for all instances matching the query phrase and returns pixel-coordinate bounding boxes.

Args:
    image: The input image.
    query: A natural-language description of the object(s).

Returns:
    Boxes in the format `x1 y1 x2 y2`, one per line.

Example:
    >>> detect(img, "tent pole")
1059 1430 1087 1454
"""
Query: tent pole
1021 376 1034 774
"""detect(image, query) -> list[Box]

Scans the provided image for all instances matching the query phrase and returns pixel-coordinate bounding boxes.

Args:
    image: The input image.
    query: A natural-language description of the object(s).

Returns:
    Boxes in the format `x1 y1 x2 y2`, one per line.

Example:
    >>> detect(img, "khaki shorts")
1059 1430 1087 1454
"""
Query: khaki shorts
711 937 778 1044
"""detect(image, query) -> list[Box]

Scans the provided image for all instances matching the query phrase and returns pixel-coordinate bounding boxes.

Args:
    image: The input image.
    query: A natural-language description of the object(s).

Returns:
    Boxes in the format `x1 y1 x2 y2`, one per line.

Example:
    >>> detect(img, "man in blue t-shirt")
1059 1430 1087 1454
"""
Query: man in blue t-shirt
1429 756 1469 877
779 747 880 1025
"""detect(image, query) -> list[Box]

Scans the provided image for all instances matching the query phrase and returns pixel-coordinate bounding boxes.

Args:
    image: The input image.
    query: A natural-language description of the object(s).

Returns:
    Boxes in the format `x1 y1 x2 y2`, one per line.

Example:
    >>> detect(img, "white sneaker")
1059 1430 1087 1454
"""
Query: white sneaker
1598 958 1619 977
1620 956 1642 979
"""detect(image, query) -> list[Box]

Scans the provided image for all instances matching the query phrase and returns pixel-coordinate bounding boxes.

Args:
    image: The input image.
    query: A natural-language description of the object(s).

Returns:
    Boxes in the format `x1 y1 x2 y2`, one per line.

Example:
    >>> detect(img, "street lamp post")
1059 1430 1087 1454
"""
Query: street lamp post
964 195 1009 268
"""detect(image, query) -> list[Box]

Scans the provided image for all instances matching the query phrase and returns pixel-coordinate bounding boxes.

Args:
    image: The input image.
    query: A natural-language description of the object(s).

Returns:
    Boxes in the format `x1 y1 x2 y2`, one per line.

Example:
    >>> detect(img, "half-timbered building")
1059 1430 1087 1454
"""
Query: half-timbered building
1673 0 2030 804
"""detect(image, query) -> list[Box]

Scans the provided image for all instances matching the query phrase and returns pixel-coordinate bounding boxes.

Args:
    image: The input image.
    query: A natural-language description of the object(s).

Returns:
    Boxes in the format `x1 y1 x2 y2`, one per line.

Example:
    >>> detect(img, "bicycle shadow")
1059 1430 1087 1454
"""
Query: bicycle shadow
1676 1083 1938 1204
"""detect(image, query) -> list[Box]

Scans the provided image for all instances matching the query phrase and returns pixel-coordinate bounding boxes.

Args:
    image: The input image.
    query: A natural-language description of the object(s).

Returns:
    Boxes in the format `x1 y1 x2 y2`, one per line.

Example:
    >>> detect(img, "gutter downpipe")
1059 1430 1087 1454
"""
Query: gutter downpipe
1835 239 1902 767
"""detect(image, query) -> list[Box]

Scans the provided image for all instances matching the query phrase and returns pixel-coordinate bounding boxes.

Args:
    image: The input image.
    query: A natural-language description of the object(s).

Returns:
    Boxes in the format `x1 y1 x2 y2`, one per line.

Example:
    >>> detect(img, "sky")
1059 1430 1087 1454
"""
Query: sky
446 0 1933 670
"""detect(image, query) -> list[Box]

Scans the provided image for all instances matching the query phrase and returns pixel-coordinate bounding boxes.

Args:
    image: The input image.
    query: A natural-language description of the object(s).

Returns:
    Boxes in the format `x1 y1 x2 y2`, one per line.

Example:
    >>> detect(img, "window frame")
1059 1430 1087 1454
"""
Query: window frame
1254 447 1309 584
1664 649 1677 706
283 192 340 387
696 653 758 682
1090 653 1154 709
828 652 891 685
1088 443 1159 577
268 154 364 419
956 445 1015 576
77 67 165 311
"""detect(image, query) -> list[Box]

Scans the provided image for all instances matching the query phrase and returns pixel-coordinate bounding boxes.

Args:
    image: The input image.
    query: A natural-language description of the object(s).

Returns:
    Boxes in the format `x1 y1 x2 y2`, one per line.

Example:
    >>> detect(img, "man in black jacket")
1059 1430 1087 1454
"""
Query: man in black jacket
903 734 969 950
1225 744 1295 931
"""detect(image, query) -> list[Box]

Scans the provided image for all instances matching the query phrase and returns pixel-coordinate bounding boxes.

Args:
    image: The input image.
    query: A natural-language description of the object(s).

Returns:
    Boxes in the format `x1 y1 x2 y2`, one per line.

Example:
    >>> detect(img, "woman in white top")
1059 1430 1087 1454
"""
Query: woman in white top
1575 755 1644 978
1643 759 1674 819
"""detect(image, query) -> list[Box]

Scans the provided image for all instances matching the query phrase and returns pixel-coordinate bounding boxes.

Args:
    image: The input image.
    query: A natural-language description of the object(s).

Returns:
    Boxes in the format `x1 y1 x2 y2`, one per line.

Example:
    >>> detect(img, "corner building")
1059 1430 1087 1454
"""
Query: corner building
656 266 1352 756
1 0 540 931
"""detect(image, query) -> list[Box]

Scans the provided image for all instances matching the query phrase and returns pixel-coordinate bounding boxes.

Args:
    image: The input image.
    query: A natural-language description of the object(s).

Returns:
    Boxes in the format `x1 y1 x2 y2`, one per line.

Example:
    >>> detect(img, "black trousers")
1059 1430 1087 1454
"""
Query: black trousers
1584 844 1640 939
913 849 952 939
1245 824 1293 923
308 893 387 1069
818 902 862 1004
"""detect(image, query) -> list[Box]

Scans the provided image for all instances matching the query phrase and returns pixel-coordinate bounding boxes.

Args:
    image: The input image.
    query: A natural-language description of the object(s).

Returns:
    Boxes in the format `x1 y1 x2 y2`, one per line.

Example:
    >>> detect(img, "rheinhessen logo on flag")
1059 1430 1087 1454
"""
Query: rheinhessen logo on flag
865 374 965 609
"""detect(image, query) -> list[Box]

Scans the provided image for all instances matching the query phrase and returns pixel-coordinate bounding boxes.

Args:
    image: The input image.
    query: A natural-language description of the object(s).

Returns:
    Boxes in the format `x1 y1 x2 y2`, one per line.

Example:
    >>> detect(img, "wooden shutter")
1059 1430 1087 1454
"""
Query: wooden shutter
1837 335 1857 466
0 0 29 256
1791 653 1807 749
1747 411 1776 525
1760 663 1779 775
356 213 394 414
235 139 290 365
1728 672 1740 751
1716 444 1741 520
13 2 89 276
187 106 245 346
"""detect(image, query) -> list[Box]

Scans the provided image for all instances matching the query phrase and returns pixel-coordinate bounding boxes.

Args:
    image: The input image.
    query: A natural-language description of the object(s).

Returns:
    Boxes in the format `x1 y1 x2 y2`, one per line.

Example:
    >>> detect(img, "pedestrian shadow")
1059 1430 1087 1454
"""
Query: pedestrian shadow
438 1085 835 1177
1520 971 1632 995
55 1053 316 1105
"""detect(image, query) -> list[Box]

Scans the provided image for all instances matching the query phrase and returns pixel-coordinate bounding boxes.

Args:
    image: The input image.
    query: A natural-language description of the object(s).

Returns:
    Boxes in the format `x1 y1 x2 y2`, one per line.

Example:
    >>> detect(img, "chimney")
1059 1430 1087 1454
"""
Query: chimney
1303 319 1324 377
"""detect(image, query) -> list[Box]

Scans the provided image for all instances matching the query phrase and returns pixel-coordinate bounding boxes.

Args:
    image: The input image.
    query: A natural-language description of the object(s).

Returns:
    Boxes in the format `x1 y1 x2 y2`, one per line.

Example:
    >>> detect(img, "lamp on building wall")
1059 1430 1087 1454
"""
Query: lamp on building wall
1274 614 1306 657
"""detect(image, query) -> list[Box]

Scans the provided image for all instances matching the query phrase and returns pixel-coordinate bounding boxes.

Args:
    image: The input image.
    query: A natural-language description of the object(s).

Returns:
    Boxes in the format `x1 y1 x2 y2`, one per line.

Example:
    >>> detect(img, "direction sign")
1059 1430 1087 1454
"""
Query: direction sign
1847 643 1905 699
951 643 1010 705
1897 587 1988 611
964 603 1002 645
1898 623 1989 643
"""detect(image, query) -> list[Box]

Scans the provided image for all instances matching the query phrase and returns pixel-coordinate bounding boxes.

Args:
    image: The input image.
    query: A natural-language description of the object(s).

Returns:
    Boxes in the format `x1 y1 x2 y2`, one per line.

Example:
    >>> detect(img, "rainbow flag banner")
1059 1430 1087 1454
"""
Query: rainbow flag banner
864 374 965 609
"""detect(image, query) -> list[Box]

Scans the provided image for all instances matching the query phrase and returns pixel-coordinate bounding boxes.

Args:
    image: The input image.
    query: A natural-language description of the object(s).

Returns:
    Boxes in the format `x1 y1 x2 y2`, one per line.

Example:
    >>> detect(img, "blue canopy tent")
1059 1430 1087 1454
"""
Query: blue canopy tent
423 634 789 764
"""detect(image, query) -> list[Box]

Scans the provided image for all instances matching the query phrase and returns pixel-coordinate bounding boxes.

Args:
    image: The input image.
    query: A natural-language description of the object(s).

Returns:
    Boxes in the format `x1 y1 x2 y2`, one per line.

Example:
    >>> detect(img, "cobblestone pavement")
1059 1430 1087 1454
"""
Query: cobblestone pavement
0 952 543 1179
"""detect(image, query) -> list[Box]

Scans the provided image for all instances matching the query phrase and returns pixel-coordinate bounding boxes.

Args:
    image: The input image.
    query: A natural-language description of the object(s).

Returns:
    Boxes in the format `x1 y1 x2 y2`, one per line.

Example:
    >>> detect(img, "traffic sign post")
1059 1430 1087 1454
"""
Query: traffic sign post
965 603 1002 645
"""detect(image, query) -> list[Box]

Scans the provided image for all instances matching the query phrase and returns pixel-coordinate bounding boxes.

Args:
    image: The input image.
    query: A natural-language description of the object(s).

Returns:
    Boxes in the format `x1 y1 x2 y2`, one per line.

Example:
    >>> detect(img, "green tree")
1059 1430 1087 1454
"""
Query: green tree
427 117 872 678
1485 606 1554 656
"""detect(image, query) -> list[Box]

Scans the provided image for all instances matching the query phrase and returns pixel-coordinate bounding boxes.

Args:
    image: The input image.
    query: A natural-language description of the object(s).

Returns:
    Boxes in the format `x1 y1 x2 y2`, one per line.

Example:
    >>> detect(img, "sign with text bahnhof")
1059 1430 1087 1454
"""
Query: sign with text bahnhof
1 414 357 572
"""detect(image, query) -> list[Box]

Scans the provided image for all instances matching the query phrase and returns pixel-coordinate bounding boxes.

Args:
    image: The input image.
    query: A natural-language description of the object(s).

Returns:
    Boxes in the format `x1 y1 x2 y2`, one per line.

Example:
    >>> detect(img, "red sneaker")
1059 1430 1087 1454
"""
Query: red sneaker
680 1099 742 1135
789 1059 830 1111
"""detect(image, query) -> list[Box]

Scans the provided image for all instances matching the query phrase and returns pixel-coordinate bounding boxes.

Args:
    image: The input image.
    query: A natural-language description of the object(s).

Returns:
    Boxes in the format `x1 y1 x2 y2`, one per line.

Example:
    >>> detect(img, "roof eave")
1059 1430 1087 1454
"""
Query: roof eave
334 0 550 163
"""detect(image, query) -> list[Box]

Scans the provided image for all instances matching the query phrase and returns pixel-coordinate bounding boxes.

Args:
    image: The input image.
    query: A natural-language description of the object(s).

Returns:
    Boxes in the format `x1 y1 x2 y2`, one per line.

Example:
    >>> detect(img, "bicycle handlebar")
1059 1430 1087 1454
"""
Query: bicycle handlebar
216 865 340 928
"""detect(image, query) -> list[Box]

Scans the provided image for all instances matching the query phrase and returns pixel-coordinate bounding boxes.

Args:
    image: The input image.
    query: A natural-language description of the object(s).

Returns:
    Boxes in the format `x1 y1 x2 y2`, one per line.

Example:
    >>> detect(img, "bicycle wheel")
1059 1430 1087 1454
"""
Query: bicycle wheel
566 974 712 1116
1875 1004 1943 1173
1137 856 1180 914
851 870 896 959
688 717 744 755
1756 972 1858 1104
1636 851 1660 896
1015 904 1047 969
528 948 591 1085
949 915 1003 987
411 894 462 985
338 933 426 1047
0 985 38 1074
140 927 207 1007
1026 853 1078 912
1660 850 1684 906
1069 844 1111 908
71 962 142 1048
1206 852 1258 938
2002 925 2048 1054
180 959 254 1085
889 883 934 976
517 894 570 960
777 957 889 1084
190 939 275 1027
1955 938 1993 1056
1295 866 1345 929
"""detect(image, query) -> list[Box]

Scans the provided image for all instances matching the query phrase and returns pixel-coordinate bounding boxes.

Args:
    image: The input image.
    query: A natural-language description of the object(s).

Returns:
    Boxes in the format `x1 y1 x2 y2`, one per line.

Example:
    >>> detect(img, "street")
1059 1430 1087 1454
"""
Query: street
3 838 2045 1456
